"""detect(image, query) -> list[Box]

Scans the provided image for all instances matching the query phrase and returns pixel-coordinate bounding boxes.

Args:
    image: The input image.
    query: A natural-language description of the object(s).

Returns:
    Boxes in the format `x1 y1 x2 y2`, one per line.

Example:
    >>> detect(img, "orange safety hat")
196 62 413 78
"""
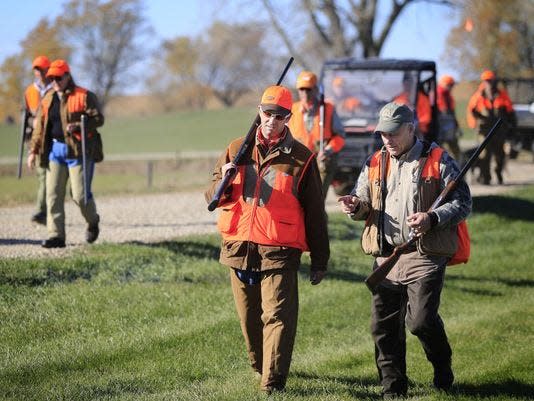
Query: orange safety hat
260 85 292 116
480 70 496 81
333 76 344 87
32 55 51 70
439 75 455 87
46 59 71 77
296 71 317 89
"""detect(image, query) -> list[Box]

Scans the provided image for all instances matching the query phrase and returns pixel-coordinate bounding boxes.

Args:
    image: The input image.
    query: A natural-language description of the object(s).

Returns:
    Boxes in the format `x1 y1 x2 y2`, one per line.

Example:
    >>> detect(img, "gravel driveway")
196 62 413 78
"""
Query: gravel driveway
2 158 533 259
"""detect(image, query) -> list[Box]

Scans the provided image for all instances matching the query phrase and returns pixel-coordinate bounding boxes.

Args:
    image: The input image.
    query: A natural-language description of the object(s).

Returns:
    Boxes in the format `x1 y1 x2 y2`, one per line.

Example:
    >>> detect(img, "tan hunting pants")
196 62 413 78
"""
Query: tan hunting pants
230 269 298 391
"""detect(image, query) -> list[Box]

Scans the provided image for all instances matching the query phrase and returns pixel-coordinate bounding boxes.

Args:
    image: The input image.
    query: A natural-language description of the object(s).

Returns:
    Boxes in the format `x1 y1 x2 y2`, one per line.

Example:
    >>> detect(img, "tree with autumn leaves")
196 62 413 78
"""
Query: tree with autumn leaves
445 0 534 79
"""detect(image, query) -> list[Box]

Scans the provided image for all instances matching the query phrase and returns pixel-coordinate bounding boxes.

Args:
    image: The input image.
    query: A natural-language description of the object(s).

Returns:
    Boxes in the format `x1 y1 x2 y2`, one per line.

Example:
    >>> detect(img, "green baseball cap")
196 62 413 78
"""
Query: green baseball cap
374 102 414 134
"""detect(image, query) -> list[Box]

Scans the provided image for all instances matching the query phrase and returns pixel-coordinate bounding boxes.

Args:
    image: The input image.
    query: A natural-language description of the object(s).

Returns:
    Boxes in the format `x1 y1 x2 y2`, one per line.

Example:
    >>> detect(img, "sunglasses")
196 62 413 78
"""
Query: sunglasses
51 75 66 82
260 107 287 121
298 88 312 92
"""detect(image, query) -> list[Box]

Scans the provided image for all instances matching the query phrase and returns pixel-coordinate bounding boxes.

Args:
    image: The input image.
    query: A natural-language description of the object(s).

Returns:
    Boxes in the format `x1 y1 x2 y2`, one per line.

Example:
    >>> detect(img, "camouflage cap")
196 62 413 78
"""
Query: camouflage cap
374 102 414 134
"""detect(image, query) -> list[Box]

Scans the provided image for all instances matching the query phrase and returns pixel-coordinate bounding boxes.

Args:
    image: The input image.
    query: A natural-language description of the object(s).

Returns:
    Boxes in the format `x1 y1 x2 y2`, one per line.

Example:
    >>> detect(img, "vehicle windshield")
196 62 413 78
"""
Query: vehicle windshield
504 80 534 104
322 69 420 123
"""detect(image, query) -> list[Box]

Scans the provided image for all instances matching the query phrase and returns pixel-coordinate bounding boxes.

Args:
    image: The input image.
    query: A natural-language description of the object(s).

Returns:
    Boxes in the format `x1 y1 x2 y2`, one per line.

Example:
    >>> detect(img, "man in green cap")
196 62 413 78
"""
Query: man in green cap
338 102 472 398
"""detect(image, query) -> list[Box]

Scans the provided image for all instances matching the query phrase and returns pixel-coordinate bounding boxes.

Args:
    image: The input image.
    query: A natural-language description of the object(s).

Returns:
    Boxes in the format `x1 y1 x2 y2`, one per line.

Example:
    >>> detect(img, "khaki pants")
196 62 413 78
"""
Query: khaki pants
230 269 298 390
35 164 47 214
46 161 99 240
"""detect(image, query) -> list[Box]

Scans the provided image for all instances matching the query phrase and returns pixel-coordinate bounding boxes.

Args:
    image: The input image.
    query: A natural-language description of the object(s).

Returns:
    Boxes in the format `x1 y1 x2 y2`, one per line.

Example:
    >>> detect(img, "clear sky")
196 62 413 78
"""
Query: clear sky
0 0 459 78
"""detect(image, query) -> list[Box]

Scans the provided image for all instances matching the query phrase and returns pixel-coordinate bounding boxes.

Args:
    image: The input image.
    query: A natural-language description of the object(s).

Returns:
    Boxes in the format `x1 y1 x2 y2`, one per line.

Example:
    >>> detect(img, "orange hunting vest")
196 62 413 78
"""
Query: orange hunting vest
466 87 514 129
365 146 469 264
217 148 314 251
24 84 42 114
288 101 345 153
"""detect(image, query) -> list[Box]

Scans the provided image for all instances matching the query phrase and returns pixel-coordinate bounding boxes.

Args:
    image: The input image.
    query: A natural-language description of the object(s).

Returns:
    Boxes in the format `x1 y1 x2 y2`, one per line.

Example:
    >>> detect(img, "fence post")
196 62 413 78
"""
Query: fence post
147 160 153 188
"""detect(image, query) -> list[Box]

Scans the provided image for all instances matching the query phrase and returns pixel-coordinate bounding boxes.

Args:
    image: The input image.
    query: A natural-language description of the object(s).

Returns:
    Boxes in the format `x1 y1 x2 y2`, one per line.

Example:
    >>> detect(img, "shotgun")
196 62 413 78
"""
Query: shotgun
207 57 294 212
364 118 503 292
318 85 325 171
80 114 89 205
17 109 28 179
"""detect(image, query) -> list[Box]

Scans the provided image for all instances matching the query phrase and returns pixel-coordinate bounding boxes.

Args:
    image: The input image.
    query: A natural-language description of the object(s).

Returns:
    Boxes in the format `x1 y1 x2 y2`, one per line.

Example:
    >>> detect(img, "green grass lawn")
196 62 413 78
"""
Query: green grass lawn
0 108 256 159
1 187 533 400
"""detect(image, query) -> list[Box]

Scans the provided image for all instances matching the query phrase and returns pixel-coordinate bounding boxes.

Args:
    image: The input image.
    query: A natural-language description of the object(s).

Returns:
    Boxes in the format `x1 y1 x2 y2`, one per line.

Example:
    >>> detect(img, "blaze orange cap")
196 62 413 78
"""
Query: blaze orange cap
296 71 317 89
260 85 292 116
46 59 70 77
32 55 51 70
439 75 455 87
480 70 496 81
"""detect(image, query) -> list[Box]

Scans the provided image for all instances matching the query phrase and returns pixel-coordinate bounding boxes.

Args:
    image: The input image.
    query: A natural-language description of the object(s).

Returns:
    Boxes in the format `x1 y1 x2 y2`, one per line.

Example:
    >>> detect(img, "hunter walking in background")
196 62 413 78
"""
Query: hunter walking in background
339 103 472 399
27 59 104 248
206 85 329 394
24 55 53 225
467 70 516 185
288 70 345 199
436 75 462 162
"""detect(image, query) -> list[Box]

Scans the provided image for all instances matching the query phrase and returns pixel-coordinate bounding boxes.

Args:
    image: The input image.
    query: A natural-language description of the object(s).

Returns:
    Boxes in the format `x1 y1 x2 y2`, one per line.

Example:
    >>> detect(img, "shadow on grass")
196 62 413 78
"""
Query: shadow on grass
472 195 534 221
0 264 97 287
299 263 367 283
446 274 534 290
454 379 534 399
291 371 380 399
127 240 220 260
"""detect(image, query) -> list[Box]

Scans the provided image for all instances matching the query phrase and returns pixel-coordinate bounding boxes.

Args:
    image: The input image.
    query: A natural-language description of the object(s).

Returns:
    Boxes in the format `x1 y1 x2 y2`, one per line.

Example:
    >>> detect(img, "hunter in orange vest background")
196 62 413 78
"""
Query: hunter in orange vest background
393 72 432 141
436 74 462 162
330 76 362 116
467 70 516 185
27 59 104 249
338 102 472 398
288 71 345 199
24 55 53 226
205 85 329 395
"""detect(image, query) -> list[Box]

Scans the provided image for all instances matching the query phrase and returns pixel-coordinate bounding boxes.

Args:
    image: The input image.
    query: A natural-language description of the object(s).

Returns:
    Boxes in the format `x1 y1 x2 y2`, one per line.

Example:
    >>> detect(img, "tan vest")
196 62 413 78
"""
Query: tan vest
361 146 458 257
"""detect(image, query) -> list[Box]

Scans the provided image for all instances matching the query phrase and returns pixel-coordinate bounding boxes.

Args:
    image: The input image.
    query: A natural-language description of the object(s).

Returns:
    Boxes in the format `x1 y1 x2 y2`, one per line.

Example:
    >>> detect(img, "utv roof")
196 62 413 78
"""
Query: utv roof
322 58 436 71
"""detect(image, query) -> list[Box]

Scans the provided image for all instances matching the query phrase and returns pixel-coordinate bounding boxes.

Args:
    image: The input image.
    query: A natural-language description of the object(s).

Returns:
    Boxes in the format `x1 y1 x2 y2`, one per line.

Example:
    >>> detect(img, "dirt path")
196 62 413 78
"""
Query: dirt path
1 157 533 259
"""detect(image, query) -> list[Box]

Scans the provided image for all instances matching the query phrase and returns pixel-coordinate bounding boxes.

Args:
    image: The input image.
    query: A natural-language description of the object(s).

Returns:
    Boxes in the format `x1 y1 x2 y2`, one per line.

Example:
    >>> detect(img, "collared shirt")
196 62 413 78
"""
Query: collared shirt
34 80 53 98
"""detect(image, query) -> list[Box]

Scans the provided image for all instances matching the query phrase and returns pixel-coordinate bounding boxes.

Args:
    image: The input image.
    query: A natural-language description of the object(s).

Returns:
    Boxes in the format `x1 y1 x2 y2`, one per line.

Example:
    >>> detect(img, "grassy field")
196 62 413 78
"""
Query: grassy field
1 187 533 400
0 104 481 206
0 107 256 159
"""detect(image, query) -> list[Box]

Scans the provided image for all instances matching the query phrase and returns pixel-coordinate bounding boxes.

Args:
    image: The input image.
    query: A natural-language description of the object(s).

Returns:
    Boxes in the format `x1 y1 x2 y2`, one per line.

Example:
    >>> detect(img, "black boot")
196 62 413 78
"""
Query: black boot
42 237 66 248
31 211 47 225
86 222 100 243
433 362 454 391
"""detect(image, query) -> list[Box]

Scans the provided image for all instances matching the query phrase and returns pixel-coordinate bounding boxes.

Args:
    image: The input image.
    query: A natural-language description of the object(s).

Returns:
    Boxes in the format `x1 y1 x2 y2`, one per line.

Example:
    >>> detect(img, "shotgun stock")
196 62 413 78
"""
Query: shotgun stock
364 118 503 292
17 109 28 179
207 57 294 212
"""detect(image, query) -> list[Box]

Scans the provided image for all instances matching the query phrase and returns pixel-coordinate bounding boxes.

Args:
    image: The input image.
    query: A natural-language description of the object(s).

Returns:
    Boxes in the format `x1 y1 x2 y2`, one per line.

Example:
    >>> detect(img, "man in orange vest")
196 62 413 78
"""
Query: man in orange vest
288 71 345 199
338 102 472 398
393 73 432 141
467 70 516 185
330 76 362 116
206 85 329 394
436 75 462 162
24 55 53 225
27 60 104 248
